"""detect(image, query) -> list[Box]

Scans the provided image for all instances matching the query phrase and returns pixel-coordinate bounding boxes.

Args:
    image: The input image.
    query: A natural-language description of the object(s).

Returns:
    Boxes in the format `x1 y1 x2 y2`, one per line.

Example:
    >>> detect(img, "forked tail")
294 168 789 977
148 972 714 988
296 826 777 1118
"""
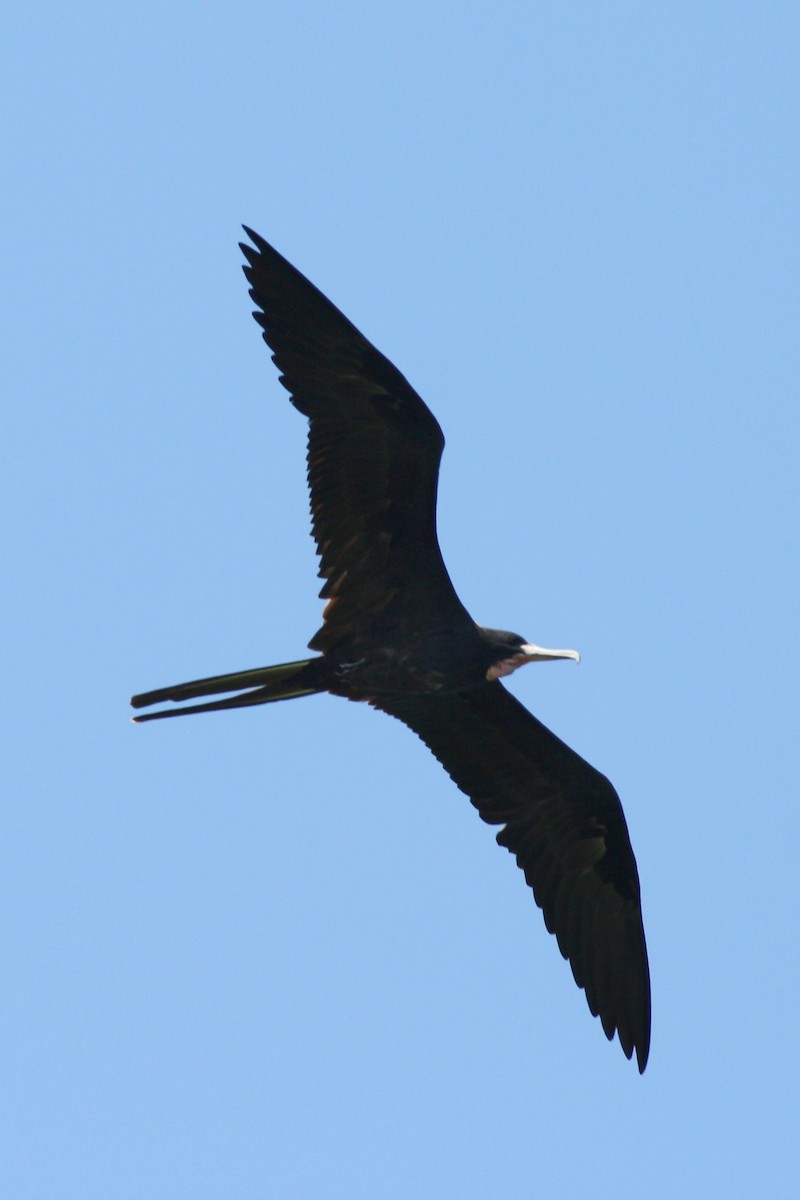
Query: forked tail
131 657 324 722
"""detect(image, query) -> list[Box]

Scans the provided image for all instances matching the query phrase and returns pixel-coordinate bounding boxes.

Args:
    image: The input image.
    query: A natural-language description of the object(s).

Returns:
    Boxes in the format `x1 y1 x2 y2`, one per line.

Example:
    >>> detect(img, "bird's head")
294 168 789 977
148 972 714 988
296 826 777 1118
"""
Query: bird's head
479 627 581 681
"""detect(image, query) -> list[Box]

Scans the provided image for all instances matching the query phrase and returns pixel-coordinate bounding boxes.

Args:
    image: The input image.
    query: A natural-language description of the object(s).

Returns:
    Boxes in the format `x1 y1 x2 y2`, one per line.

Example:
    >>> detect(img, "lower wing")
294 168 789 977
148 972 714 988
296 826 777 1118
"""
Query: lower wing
374 680 651 1071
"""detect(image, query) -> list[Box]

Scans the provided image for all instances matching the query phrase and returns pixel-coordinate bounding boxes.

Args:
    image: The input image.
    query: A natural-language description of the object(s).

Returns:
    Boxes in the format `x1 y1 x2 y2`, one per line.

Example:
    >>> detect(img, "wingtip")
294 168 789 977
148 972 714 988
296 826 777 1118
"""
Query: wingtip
241 225 268 252
239 226 257 260
619 1013 650 1073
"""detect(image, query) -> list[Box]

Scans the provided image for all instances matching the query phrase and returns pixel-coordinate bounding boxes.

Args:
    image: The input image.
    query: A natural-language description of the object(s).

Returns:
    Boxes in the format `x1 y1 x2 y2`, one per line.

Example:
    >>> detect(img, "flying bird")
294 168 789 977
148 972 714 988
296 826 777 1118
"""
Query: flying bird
132 228 651 1071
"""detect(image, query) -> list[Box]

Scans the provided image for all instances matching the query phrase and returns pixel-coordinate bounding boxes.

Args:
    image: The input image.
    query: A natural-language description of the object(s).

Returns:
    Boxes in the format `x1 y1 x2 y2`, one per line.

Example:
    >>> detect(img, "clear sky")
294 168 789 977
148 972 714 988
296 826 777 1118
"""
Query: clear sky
4 3 798 1197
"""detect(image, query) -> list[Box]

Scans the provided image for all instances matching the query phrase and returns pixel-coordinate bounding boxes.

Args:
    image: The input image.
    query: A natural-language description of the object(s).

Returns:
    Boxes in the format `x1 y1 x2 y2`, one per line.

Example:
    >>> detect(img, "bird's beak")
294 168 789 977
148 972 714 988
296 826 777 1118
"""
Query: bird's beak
519 643 581 664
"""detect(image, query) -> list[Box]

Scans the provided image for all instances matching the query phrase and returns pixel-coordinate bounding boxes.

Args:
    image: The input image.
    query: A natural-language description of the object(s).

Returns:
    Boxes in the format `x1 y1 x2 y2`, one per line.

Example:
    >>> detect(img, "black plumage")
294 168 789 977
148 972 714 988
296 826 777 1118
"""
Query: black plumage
132 228 650 1071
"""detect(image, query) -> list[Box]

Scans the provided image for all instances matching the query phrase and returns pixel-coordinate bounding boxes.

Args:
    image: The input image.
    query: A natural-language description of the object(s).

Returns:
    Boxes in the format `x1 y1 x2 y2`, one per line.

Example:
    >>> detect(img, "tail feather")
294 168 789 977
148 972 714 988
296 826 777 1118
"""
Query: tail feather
131 657 323 722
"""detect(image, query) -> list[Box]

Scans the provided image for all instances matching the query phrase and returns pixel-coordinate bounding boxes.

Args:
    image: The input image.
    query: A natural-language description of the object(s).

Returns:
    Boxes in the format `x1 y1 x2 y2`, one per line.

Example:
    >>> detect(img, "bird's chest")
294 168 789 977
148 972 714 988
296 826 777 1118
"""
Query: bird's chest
329 629 488 697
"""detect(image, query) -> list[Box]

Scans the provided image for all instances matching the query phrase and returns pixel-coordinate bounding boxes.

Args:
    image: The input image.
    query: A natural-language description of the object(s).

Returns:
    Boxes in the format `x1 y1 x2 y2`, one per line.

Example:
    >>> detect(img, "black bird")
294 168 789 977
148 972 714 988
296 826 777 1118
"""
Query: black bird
132 228 651 1071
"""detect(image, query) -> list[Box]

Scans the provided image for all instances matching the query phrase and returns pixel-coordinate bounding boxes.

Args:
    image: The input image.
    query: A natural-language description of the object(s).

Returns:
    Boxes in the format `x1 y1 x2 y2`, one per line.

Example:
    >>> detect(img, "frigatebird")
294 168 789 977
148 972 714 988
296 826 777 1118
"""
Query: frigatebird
132 228 651 1071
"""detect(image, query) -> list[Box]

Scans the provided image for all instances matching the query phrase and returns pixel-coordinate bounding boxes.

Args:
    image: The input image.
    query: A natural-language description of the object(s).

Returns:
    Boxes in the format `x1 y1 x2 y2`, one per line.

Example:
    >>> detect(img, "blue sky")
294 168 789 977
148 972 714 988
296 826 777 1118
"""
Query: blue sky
4 3 798 1196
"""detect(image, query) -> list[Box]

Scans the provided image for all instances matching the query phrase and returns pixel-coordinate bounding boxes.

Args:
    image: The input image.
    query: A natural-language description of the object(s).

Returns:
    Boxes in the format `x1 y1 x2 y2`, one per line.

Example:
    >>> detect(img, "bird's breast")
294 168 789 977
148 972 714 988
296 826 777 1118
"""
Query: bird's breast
329 628 489 697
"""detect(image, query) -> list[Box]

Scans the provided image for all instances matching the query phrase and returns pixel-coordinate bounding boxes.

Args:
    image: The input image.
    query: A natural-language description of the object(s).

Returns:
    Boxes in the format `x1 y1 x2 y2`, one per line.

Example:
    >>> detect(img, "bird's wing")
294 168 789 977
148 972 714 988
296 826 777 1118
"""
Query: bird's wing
241 228 469 653
373 681 651 1071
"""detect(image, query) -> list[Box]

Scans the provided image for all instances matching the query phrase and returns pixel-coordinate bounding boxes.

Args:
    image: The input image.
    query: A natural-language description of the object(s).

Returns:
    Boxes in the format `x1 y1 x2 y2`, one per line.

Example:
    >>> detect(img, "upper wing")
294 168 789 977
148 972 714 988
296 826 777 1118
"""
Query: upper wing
240 228 469 652
374 681 651 1071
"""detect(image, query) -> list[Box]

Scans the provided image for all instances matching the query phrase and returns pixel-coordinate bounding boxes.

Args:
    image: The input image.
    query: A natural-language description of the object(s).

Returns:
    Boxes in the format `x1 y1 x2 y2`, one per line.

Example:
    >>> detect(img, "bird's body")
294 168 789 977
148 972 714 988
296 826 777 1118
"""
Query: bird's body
132 228 651 1071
